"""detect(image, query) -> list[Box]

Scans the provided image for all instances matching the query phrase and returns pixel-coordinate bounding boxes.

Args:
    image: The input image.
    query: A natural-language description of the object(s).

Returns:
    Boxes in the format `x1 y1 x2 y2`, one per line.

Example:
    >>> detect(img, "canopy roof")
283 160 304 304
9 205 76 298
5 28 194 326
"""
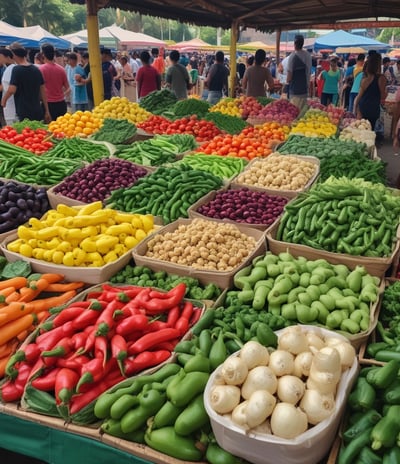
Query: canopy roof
0 20 71 49
69 0 400 31
314 29 390 51
171 38 214 51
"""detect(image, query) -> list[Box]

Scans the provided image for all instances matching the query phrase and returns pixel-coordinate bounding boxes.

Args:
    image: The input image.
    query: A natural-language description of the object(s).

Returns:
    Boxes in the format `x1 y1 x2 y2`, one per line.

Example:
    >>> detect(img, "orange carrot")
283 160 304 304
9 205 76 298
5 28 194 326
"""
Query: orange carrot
44 282 85 293
0 290 77 328
0 313 37 346
29 273 64 290
36 310 50 323
16 329 29 342
0 339 18 358
0 354 11 377
22 289 77 315
0 287 17 304
0 277 28 291
5 291 22 304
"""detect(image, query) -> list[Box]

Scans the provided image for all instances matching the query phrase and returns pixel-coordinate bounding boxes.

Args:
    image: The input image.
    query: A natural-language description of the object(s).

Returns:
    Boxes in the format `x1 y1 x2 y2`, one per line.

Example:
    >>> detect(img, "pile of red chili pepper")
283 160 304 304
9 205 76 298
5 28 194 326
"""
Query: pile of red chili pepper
0 282 202 417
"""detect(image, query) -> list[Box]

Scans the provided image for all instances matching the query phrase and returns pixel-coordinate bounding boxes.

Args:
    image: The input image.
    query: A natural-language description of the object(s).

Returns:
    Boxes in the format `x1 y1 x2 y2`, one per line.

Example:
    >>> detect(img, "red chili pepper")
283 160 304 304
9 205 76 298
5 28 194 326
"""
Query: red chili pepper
71 306 103 331
128 328 180 354
94 335 109 366
13 362 33 395
56 354 91 374
112 307 132 320
102 284 144 297
1 378 23 402
55 368 80 405
190 308 203 326
42 337 73 359
110 334 127 375
35 321 75 352
52 305 88 327
69 369 124 415
181 301 194 320
5 343 41 379
78 329 96 355
93 299 123 336
175 317 190 335
142 283 187 315
143 320 170 333
149 339 179 352
124 350 171 376
31 367 61 391
167 305 180 327
75 356 105 392
71 331 89 351
115 313 149 337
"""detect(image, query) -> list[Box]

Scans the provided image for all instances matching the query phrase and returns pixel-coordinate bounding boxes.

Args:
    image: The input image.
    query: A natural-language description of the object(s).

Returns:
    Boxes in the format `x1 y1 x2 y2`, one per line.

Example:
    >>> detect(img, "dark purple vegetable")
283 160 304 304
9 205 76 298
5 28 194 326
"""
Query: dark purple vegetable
197 187 288 226
53 158 148 203
0 181 50 233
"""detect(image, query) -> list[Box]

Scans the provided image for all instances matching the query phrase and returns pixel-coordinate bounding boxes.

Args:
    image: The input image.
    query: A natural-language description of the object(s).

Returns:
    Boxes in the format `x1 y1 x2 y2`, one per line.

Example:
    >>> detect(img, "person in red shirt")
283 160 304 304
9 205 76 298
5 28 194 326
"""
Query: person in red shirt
136 51 161 100
39 43 70 120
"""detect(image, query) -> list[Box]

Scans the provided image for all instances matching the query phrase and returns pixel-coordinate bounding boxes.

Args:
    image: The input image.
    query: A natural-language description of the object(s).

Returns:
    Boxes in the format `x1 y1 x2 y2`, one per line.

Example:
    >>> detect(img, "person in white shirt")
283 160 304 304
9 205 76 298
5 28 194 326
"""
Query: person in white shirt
0 48 17 126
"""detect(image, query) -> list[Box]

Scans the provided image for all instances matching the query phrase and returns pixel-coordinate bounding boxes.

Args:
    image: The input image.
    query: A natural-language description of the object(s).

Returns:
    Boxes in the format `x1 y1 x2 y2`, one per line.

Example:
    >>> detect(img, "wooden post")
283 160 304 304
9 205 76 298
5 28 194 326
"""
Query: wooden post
276 28 281 62
229 20 239 97
86 0 104 106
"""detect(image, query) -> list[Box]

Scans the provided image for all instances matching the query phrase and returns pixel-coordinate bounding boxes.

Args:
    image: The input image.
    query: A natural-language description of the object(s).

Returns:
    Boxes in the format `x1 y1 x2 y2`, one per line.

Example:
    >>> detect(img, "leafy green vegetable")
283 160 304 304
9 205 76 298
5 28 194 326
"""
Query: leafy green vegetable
171 99 211 118
12 119 48 133
1 260 32 279
91 118 137 144
204 111 248 134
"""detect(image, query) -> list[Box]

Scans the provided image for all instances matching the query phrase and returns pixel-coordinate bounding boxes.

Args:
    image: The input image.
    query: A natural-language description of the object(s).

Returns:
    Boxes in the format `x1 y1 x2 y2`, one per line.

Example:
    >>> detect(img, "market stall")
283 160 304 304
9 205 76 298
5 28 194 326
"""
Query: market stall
0 93 398 464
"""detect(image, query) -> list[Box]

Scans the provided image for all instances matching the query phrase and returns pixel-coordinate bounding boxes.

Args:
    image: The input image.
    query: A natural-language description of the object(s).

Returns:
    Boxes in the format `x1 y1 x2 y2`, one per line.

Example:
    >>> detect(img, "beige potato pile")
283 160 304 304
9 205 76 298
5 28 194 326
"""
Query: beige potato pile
145 218 257 270
234 154 317 191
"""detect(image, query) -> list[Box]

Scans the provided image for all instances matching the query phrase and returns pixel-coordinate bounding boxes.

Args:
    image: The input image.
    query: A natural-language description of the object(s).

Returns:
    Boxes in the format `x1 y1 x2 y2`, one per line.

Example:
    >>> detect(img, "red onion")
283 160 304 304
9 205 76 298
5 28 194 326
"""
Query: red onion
197 187 288 226
53 158 148 202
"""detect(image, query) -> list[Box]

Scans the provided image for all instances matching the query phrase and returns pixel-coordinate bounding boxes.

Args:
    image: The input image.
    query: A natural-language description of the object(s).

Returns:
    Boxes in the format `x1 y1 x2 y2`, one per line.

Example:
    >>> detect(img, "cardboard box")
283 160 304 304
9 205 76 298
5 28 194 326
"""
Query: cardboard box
267 220 399 280
204 325 358 464
188 189 290 232
230 153 320 199
1 233 133 285
132 218 267 289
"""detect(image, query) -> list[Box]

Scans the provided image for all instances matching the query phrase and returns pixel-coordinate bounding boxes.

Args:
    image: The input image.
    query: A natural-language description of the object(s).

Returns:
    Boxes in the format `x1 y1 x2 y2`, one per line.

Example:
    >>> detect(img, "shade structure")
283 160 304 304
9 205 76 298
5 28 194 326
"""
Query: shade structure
314 30 390 52
336 46 366 54
21 25 71 49
0 20 41 48
103 25 166 48
237 40 276 52
170 38 215 51
388 48 400 58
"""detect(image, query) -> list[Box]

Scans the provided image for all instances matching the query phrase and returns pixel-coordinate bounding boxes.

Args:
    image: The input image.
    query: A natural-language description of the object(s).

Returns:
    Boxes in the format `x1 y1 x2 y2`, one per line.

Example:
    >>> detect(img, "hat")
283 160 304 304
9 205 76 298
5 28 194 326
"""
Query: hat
101 48 112 55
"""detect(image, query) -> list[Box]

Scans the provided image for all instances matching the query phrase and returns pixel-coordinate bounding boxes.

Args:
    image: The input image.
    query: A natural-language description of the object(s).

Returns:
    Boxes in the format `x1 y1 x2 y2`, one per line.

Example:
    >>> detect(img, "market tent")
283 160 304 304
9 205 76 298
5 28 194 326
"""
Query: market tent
60 32 88 48
237 41 275 52
314 30 390 52
0 20 43 48
104 25 166 48
388 49 400 58
20 25 71 49
336 46 366 54
171 38 214 51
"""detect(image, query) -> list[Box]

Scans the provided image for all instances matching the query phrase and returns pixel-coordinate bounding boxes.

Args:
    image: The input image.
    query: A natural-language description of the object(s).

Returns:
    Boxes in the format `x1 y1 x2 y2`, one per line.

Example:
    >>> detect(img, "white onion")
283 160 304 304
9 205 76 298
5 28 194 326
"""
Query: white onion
311 346 341 374
277 375 306 404
210 384 241 414
245 390 276 428
300 389 335 425
307 370 340 395
305 331 326 351
268 350 294 377
270 403 308 439
241 365 278 399
278 326 309 354
221 356 249 385
251 420 272 435
330 341 356 370
293 351 313 378
240 341 270 369
231 401 250 430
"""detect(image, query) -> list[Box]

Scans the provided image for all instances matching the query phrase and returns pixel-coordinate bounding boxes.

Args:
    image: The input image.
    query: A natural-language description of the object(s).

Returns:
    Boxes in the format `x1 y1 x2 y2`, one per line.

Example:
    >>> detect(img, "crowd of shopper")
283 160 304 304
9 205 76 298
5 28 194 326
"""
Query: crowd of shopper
0 37 400 150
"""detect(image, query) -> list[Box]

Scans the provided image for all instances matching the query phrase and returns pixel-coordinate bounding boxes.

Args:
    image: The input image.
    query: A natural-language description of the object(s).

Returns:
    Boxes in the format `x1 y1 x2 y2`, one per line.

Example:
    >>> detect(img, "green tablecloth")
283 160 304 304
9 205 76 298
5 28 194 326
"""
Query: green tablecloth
0 412 149 464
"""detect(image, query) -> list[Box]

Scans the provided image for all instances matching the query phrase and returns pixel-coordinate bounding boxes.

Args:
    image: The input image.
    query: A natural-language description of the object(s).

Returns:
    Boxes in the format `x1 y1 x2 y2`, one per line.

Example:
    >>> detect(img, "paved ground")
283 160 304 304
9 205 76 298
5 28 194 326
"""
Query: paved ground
376 134 398 188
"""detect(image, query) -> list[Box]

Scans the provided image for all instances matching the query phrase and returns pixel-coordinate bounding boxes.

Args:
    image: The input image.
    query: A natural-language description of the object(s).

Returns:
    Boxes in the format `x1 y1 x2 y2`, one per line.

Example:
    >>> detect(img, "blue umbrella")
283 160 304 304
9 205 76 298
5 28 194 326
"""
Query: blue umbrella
314 30 390 52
